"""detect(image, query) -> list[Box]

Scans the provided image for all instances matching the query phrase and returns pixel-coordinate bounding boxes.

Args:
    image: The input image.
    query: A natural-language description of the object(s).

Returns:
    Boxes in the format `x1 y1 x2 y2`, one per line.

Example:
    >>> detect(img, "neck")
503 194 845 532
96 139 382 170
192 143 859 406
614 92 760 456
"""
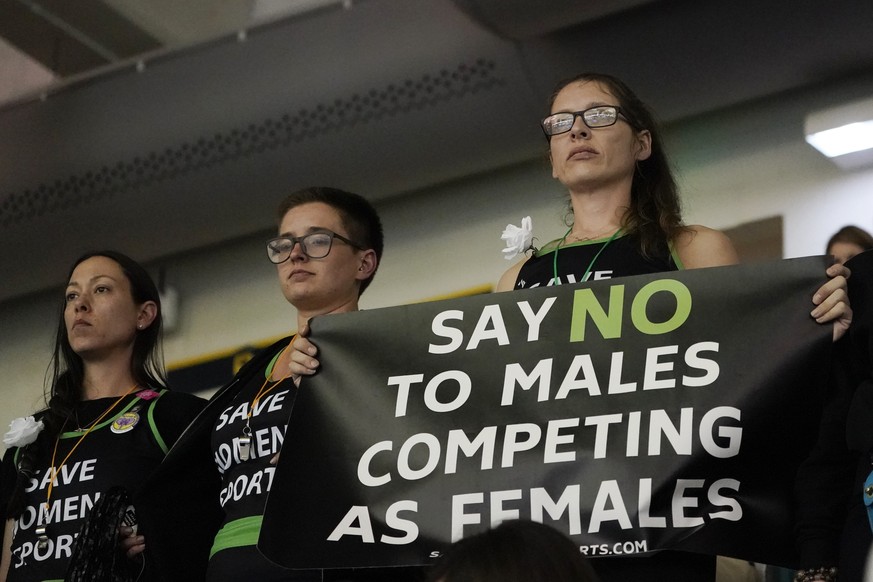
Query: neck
80 355 138 400
566 185 629 239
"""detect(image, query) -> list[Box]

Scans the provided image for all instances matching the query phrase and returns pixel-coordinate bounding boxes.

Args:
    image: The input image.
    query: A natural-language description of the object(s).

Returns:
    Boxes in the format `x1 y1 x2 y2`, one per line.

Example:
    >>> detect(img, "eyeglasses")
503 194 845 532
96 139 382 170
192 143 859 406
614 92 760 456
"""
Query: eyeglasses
266 230 363 263
541 106 625 137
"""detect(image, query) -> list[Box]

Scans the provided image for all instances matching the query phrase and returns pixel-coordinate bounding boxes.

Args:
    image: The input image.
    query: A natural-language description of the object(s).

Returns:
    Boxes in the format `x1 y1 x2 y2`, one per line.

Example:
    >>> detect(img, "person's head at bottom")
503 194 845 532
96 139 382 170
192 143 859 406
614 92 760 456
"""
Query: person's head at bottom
426 519 600 582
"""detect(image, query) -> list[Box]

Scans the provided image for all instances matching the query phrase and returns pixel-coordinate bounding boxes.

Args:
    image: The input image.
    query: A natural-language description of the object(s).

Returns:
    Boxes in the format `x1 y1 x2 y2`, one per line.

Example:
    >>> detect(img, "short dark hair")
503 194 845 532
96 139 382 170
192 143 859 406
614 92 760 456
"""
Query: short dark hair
827 225 873 254
426 520 600 582
548 72 685 258
276 186 384 295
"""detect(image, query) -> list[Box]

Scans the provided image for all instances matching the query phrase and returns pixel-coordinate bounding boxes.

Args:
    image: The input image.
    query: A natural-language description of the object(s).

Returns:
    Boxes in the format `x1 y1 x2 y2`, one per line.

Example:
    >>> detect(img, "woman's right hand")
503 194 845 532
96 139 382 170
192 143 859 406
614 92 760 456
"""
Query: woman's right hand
289 323 320 381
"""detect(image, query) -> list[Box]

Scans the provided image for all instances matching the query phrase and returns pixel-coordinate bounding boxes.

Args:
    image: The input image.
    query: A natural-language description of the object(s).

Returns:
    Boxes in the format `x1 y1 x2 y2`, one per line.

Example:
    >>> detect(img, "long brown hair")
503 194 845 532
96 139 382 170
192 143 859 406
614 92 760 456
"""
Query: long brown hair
6 251 165 519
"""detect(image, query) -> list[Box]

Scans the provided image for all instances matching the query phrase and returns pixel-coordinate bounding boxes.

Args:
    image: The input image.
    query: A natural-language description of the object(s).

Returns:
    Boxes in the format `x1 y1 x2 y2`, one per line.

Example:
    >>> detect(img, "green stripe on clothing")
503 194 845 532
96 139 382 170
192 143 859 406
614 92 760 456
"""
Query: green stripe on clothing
146 389 170 454
669 243 685 270
210 515 263 558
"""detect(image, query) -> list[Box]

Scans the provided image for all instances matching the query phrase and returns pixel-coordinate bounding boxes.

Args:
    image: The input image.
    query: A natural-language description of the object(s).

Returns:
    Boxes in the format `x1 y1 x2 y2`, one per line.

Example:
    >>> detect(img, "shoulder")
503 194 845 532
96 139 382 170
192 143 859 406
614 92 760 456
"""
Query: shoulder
150 390 207 426
235 336 293 380
496 240 563 292
497 259 527 292
673 225 739 269
142 390 208 455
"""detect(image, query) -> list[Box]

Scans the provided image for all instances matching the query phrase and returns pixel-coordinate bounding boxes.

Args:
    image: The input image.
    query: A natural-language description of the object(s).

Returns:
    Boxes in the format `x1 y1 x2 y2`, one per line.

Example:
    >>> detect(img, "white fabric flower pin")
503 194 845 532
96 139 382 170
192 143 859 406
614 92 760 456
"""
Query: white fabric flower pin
501 216 534 260
3 416 44 448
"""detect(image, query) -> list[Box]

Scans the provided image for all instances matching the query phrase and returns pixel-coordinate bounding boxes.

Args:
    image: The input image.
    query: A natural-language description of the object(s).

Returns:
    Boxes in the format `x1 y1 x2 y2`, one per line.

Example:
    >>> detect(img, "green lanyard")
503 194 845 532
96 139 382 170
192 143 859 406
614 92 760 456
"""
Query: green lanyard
552 228 621 286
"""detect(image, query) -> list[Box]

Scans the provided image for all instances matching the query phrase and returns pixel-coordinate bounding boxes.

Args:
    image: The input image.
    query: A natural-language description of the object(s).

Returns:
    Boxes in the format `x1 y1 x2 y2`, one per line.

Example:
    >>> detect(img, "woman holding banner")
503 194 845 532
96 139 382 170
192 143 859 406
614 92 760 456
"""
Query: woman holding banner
135 187 425 581
495 73 849 335
489 73 852 581
283 75 852 580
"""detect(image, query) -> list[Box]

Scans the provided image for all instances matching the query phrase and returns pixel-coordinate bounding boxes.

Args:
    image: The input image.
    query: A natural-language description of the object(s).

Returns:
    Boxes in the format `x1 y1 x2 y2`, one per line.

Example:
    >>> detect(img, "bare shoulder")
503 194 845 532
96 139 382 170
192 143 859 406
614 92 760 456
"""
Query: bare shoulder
674 225 739 269
496 259 526 292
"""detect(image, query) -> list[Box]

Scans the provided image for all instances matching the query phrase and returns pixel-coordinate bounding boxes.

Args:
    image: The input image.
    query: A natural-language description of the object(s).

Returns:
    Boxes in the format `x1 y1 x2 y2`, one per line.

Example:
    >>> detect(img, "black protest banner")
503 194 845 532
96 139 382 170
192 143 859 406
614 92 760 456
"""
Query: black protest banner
260 257 832 569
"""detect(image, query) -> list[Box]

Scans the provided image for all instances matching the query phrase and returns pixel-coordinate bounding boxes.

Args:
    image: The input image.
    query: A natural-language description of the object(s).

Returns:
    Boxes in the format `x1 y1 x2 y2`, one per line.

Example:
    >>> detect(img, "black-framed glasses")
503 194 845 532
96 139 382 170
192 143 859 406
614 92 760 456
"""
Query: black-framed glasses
266 230 364 263
541 105 625 137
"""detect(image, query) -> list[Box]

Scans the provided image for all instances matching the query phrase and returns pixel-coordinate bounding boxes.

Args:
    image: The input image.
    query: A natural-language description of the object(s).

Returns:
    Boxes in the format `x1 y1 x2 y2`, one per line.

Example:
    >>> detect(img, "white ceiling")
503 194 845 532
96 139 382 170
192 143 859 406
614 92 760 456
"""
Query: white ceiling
0 0 336 107
1 0 873 304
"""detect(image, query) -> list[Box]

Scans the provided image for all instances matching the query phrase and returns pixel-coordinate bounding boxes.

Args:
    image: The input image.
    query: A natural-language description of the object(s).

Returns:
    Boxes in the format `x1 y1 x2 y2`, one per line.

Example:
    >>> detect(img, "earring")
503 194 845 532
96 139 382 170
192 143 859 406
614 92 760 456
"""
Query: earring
137 324 143 329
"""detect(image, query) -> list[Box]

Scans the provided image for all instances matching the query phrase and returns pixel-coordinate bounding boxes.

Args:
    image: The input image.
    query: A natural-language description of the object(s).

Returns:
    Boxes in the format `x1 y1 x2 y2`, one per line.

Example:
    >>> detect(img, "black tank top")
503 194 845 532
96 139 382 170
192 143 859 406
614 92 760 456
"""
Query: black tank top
515 232 679 289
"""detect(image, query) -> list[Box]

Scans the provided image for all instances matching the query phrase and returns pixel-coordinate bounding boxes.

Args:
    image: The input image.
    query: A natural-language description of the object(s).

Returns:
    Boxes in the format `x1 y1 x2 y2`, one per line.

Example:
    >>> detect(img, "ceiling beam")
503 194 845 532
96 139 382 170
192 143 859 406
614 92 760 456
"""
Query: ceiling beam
0 0 160 76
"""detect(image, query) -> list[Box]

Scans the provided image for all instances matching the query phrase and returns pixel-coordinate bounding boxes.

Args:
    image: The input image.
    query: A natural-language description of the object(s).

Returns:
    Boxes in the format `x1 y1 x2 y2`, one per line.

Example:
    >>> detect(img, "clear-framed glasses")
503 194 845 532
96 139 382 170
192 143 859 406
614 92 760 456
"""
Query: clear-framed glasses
266 230 363 263
541 106 624 137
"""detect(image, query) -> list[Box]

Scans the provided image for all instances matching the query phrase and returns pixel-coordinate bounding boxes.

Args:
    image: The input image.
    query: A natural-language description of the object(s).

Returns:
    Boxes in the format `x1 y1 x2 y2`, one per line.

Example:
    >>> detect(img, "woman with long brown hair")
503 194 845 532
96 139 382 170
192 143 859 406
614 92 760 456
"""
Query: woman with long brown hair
0 251 203 581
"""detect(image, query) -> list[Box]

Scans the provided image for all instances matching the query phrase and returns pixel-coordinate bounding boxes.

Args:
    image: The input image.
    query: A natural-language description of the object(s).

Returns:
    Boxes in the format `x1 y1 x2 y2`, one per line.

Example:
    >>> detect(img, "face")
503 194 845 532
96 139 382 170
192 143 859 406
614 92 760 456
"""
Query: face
64 256 154 360
829 241 865 265
276 202 375 316
548 80 651 193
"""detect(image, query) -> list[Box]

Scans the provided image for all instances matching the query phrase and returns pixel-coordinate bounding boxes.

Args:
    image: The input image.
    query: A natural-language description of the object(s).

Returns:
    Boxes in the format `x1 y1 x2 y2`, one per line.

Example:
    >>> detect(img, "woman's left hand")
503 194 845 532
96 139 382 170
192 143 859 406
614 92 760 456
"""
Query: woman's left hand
811 263 852 341
118 526 145 558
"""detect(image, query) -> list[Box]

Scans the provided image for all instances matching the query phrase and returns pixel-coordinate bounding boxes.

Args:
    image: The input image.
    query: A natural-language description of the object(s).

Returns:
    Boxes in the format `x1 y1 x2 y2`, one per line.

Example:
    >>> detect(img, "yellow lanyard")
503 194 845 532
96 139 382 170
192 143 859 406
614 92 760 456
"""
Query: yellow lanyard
45 383 139 512
239 339 295 461
247 338 295 421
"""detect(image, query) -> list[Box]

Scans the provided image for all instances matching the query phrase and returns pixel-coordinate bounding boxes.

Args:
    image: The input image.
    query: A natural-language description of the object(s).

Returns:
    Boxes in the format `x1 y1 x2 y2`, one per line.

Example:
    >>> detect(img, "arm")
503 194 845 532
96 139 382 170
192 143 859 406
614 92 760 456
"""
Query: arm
677 225 851 341
0 519 12 582
674 225 739 269
117 392 205 560
495 259 526 293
